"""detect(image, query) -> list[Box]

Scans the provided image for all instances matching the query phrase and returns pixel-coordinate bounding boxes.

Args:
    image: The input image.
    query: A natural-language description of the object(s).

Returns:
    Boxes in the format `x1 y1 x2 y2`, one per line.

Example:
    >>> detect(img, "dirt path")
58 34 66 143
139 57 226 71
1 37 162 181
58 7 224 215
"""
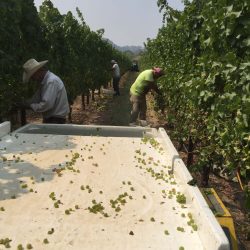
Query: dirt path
70 72 135 126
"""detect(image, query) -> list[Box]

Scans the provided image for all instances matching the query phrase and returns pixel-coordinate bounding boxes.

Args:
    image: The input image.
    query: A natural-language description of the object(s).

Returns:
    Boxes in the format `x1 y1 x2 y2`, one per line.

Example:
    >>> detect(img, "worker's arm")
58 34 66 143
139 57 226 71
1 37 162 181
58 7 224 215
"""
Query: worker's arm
13 89 41 110
151 82 161 95
27 89 41 104
30 81 58 112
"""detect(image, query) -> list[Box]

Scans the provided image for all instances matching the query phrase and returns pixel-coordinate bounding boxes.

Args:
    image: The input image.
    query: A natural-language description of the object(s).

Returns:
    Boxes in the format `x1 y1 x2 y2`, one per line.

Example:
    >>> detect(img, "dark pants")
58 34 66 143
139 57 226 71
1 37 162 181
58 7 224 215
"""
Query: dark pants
130 94 147 123
113 77 120 95
43 117 66 124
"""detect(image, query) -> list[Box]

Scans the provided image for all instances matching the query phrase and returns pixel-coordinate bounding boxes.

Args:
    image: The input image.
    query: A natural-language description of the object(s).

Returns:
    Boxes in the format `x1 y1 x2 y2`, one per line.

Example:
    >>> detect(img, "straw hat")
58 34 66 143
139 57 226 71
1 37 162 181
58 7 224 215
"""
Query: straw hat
23 58 48 83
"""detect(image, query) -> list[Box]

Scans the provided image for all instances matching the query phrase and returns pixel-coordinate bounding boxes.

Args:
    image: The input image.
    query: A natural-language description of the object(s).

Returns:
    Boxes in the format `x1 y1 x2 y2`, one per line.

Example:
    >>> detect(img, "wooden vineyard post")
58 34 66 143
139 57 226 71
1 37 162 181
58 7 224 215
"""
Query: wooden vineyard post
68 106 72 123
201 165 210 187
81 94 85 110
20 108 27 126
86 91 90 105
187 136 194 167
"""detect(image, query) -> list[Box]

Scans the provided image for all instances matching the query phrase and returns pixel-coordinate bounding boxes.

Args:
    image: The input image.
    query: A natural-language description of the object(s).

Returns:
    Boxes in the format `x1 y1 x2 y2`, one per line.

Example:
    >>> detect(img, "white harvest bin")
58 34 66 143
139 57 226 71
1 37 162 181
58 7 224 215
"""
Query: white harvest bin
0 123 229 250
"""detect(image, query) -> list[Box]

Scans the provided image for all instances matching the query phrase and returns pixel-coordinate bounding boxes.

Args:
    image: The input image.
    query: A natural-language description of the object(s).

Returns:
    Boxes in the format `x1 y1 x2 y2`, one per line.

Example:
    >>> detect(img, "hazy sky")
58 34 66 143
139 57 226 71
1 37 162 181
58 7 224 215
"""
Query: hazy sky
33 0 184 47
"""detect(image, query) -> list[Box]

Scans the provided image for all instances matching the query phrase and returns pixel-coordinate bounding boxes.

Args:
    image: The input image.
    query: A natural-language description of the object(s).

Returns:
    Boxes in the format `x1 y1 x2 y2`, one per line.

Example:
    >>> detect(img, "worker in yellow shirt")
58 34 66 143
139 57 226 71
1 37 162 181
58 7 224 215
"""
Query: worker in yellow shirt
129 67 165 126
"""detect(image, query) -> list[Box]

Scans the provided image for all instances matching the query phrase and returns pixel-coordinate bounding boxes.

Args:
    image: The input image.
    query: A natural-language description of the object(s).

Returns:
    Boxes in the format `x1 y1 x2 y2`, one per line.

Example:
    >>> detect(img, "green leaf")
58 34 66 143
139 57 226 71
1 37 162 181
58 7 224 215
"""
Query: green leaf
243 38 250 47
239 63 250 70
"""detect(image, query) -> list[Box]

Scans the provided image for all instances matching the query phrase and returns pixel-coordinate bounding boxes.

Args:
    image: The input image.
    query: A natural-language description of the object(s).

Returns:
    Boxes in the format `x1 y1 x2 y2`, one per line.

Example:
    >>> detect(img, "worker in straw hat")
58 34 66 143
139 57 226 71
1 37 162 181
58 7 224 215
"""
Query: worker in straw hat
129 67 165 126
20 58 69 124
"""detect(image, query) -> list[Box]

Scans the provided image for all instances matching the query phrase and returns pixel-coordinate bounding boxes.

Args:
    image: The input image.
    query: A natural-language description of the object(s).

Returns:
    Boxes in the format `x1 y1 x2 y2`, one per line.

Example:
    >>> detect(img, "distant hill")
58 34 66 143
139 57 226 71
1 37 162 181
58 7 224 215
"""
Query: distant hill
104 38 144 54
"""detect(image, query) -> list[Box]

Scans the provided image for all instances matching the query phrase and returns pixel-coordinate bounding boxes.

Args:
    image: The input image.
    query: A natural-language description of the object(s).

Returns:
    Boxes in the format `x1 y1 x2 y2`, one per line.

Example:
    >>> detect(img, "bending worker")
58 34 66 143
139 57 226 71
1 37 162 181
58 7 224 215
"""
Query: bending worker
129 67 165 126
21 58 69 124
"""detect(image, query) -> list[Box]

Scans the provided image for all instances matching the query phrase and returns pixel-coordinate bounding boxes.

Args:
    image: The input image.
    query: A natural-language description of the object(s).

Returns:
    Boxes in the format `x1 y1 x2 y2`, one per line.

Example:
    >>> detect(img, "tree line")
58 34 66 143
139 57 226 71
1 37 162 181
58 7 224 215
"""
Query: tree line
141 0 250 205
0 0 131 122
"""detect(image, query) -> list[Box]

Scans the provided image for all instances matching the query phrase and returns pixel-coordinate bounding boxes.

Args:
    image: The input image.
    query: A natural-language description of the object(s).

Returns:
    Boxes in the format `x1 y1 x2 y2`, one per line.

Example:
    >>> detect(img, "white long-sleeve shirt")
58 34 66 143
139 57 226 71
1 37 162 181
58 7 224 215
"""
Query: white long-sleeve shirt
30 71 70 119
112 63 120 78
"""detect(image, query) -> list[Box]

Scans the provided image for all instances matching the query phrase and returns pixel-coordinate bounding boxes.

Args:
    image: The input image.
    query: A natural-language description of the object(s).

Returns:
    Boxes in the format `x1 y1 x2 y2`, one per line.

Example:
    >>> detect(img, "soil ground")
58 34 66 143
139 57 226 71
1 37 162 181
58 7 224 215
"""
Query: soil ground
23 71 249 249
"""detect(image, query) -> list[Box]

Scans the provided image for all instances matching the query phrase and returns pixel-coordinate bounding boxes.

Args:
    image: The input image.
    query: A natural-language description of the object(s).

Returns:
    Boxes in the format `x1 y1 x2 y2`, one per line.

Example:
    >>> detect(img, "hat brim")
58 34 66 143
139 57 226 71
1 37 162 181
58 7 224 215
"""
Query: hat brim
23 60 48 83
